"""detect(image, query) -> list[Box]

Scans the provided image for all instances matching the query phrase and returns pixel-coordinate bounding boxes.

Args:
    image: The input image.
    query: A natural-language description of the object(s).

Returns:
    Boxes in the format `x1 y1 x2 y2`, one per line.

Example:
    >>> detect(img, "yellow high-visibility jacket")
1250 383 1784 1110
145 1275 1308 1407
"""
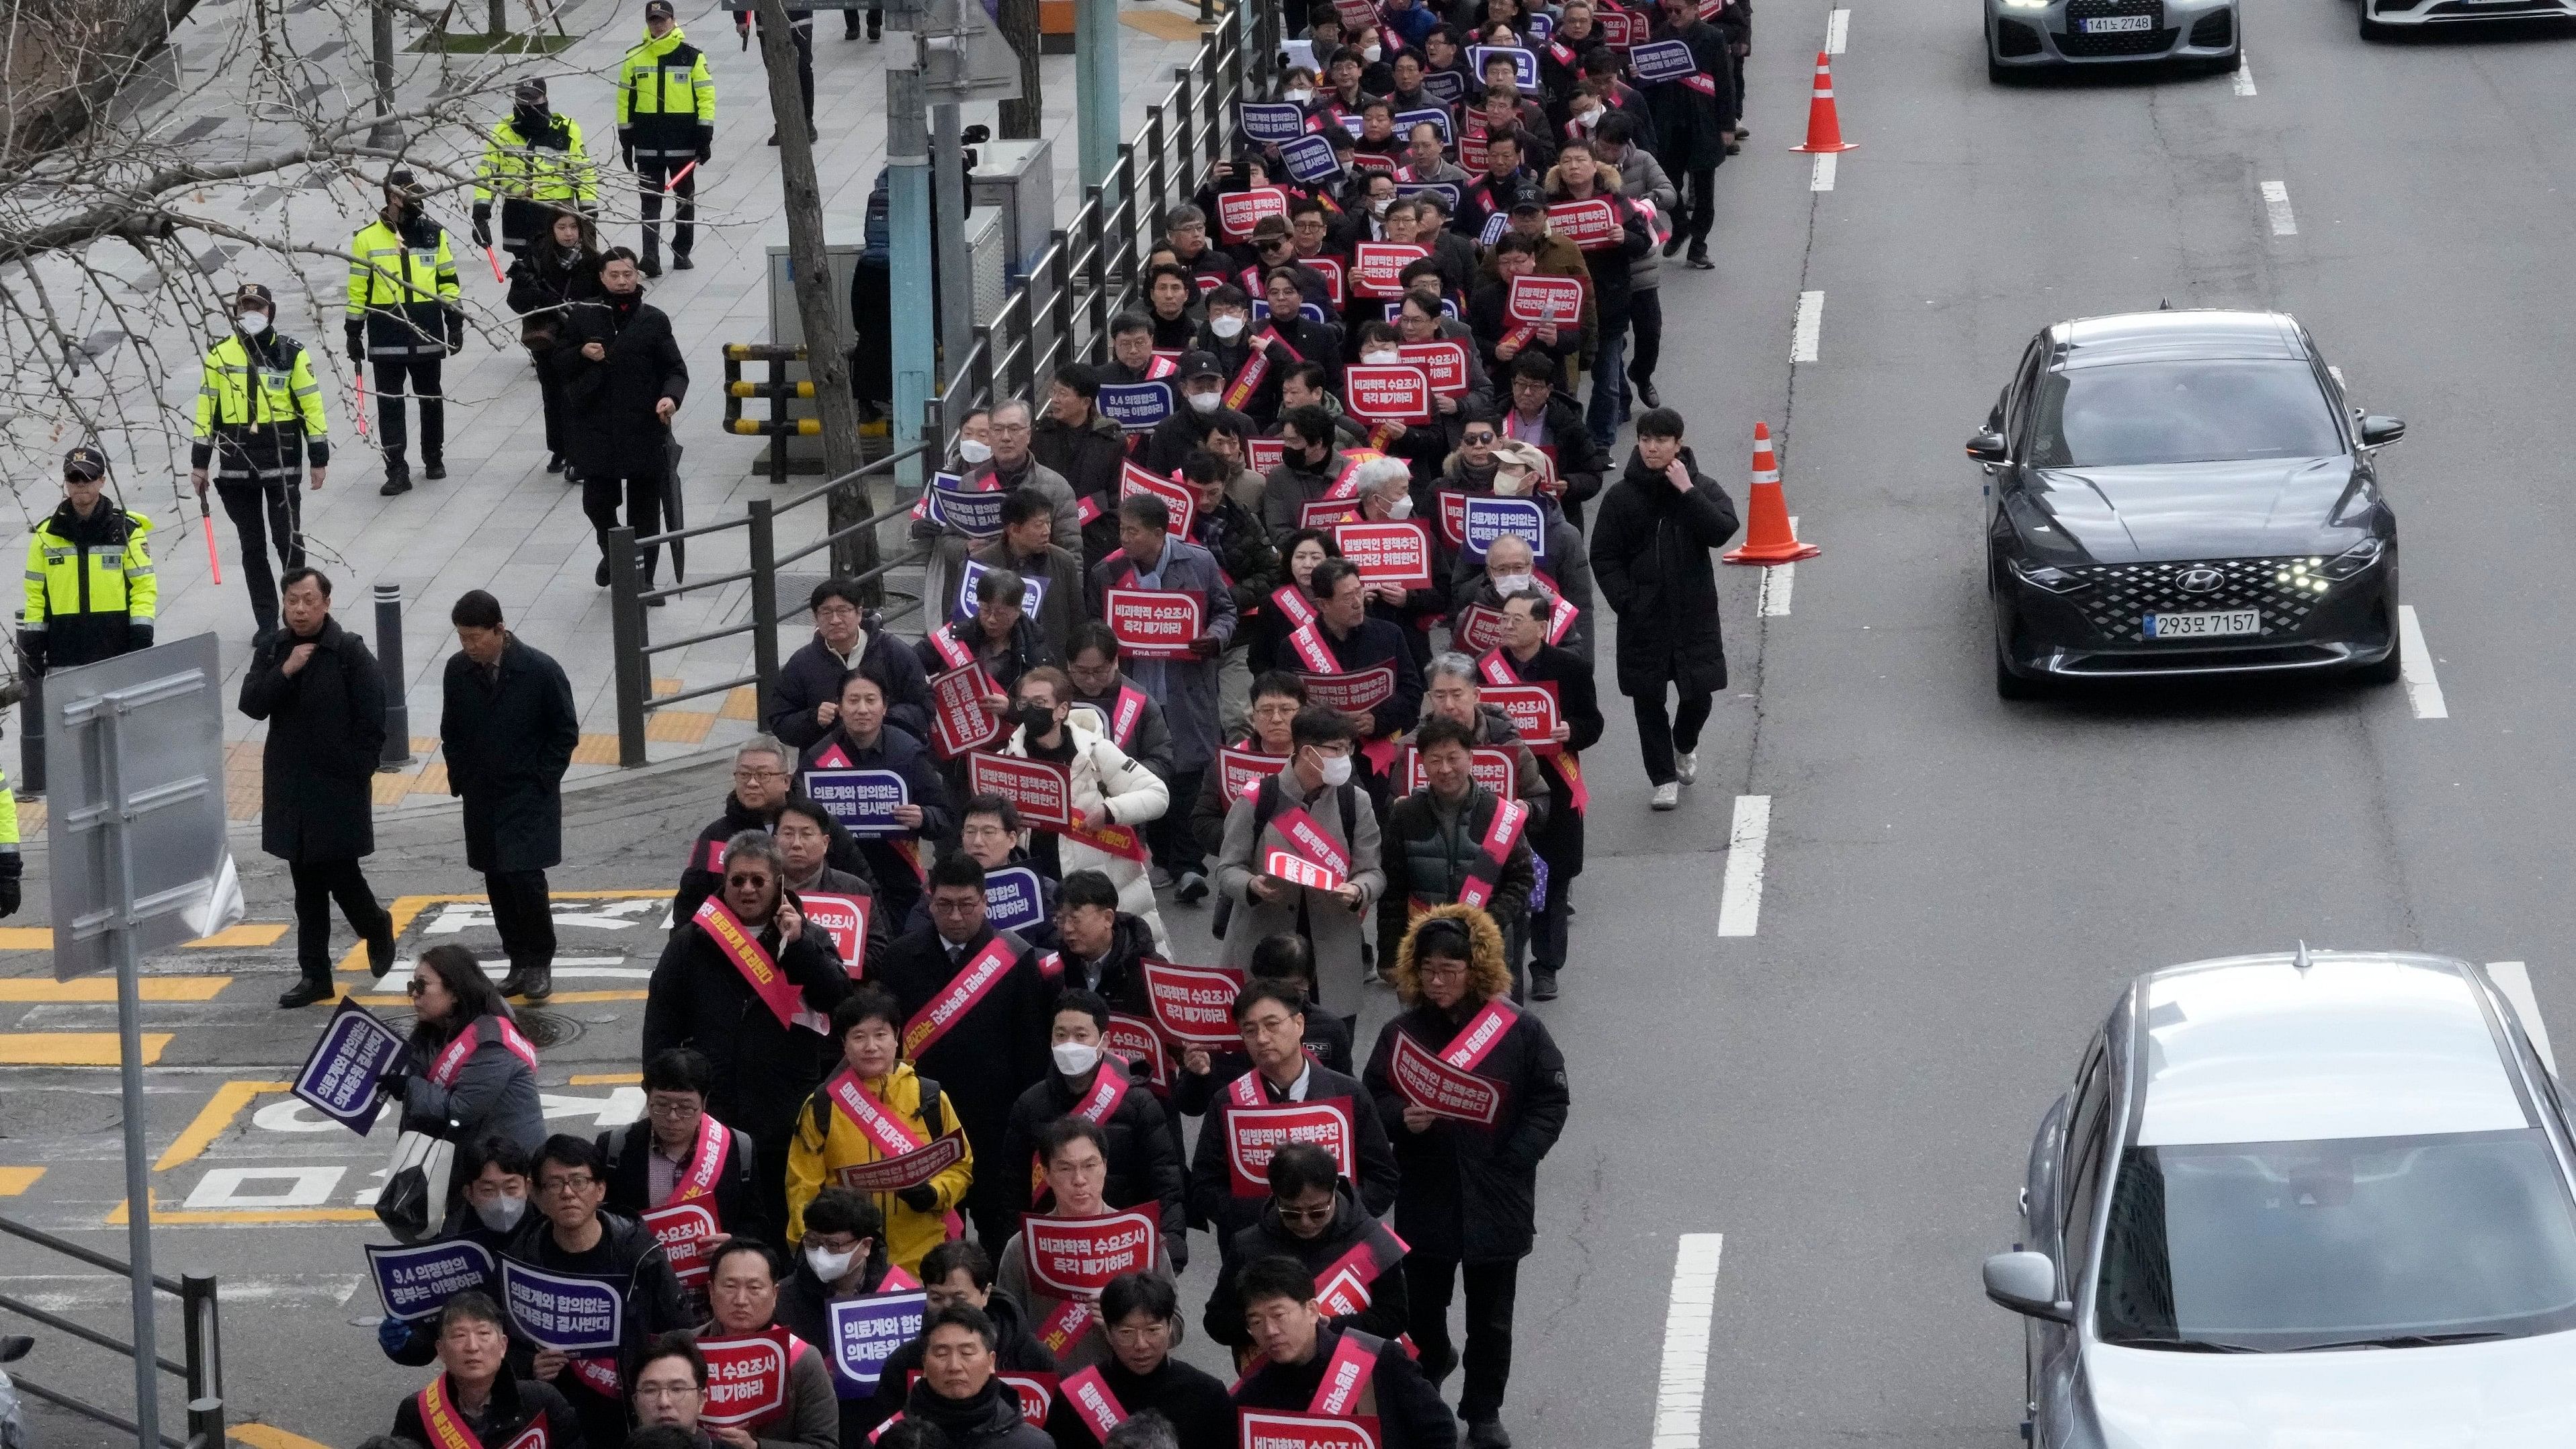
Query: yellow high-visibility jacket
346 217 461 355
22 501 155 668
617 27 716 161
188 331 330 477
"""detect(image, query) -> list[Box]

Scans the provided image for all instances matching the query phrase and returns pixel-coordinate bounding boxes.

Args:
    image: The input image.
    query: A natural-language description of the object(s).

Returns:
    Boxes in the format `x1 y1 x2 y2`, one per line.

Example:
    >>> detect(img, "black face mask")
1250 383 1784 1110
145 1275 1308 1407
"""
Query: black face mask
513 104 552 136
1014 703 1057 736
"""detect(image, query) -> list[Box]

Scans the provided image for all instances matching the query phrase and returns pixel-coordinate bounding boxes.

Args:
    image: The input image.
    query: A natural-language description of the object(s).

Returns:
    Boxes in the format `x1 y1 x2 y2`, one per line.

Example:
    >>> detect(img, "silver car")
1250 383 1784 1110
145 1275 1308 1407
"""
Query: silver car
1983 950 2576 1446
1985 0 2242 81
2358 0 2576 40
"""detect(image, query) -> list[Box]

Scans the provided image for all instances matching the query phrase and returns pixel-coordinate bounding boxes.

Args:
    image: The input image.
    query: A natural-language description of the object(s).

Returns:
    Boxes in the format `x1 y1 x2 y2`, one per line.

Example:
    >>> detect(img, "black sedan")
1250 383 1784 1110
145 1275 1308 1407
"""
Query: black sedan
1971 310 2407 699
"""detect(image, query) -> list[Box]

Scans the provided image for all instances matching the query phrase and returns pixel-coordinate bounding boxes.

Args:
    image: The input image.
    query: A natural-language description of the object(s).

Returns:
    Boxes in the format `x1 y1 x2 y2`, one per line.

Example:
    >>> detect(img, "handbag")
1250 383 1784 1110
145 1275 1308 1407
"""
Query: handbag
375 1130 456 1243
519 313 562 350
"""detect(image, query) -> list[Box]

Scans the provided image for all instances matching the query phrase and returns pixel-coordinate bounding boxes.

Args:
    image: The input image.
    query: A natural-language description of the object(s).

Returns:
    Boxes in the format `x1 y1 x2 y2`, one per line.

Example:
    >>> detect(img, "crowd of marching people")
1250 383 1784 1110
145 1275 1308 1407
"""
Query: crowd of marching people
183 0 1775 1442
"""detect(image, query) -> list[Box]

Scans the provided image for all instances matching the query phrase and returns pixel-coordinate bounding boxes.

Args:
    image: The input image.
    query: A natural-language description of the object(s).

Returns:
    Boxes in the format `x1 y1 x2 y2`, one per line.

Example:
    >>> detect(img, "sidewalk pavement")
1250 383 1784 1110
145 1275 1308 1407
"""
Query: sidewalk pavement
25 0 1224 821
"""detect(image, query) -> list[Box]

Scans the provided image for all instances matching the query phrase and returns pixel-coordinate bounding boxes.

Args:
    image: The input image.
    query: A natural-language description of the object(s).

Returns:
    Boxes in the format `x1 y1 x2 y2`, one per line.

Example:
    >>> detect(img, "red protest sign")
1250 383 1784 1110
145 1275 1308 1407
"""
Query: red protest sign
1264 847 1345 893
1597 6 1634 44
1334 520 1433 590
1238 1411 1382 1449
966 752 1074 830
1352 242 1426 299
1453 603 1505 652
641 1202 720 1286
1021 1209 1162 1299
1219 745 1291 800
1295 661 1397 715
1226 1098 1358 1197
1118 461 1196 537
697 1333 791 1426
1480 682 1561 752
1332 0 1376 30
1459 128 1489 171
1398 341 1471 397
1546 198 1620 250
1105 1013 1170 1088
1141 958 1246 1045
1506 273 1586 324
1300 496 1364 530
1303 255 1347 306
1342 365 1432 425
1389 1028 1504 1125
1103 586 1205 660
1400 744 1517 797
1247 437 1285 473
798 891 873 976
1217 186 1291 241
1001 1374 1057 1426
1436 487 1470 547
836 1131 969 1192
929 664 1004 759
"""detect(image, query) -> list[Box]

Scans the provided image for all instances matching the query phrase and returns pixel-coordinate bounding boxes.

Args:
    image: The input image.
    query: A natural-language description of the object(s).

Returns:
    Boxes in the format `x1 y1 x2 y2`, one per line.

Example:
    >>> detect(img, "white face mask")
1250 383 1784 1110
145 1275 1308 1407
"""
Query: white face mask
1052 1041 1102 1075
958 437 993 464
1362 349 1400 365
1363 44 1382 61
1575 107 1602 128
1286 87 1314 103
1492 570 1533 595
1318 752 1355 787
1370 198 1391 217
475 1194 529 1231
1188 389 1222 413
236 311 270 335
805 1245 858 1281
1386 494 1415 520
1211 313 1246 339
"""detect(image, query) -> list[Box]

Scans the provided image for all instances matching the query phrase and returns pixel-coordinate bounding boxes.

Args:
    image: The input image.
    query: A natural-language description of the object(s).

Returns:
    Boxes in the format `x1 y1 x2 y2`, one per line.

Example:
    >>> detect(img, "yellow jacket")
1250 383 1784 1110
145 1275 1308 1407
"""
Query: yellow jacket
785 1062 974 1275
616 27 716 157
22 502 155 668
474 114 598 208
189 332 329 472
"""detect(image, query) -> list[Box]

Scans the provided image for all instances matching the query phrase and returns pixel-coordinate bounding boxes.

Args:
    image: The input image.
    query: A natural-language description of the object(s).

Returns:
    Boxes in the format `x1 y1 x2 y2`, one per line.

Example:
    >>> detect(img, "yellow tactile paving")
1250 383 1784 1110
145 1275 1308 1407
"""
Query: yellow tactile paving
0 1168 44 1194
644 709 718 744
720 685 761 721
0 1032 171 1065
570 733 624 765
0 977 229 1002
409 761 451 795
185 923 290 947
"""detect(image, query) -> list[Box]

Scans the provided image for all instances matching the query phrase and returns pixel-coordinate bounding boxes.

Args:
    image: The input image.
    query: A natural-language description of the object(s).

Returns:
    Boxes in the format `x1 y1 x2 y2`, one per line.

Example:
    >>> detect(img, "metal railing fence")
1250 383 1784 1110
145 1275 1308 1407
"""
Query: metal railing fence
0 1213 224 1449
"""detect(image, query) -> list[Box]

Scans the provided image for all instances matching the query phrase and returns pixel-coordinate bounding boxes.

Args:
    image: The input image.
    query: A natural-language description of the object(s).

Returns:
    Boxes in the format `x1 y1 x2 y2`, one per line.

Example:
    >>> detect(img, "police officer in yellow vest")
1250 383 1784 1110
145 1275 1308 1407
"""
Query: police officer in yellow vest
22 445 155 677
618 0 714 277
189 283 328 642
345 169 463 498
471 77 599 259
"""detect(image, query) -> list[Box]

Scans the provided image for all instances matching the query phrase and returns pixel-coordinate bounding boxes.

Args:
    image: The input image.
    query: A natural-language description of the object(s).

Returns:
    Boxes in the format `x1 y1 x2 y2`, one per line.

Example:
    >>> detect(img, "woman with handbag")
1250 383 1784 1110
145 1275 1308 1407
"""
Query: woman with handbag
383 943 547 1233
504 210 602 480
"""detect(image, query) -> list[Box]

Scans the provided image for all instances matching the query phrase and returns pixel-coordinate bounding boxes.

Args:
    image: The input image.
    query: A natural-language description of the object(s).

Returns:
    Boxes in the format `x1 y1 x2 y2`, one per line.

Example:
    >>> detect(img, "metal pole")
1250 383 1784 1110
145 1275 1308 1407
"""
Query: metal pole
372 584 411 769
99 705 161 1449
1074 0 1119 189
887 32 937 502
182 1273 224 1449
748 501 781 724
17 648 42 801
931 102 976 373
607 529 648 768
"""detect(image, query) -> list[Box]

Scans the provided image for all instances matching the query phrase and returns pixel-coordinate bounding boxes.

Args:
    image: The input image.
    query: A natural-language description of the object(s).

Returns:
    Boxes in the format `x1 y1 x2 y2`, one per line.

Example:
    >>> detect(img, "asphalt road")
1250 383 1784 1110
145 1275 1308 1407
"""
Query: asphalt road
12 2 2576 1445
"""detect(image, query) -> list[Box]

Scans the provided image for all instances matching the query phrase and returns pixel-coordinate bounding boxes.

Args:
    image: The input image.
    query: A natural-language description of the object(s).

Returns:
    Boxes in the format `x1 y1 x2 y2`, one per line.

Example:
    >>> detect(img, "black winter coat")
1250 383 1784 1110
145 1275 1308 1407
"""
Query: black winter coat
390 1371 581 1449
595 1116 770 1245
239 616 384 863
1501 394 1611 527
793 726 955 926
1031 412 1130 567
1641 15 1739 171
1490 642 1604 877
900 1377 1056 1449
1588 447 1741 697
1203 1181 1410 1347
549 291 688 482
639 907 851 1153
999 1056 1187 1252
1232 1328 1457 1449
876 924 1058 1214
439 635 578 875
766 627 935 750
1186 1062 1400 1249
1376 785 1538 947
1364 1000 1570 1262
1547 187 1654 337
1043 1355 1235 1449
914 611 1052 697
776 1256 914 1446
671 788 879 927
499 1209 692 1445
859 1288 1058 1435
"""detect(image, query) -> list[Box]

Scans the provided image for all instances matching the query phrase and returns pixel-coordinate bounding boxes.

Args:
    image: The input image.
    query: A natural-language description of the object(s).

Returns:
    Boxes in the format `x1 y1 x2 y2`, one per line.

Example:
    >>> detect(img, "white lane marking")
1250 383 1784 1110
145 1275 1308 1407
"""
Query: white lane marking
1758 518 1799 617
2487 961 2557 1076
1716 796 1771 937
1651 1234 1725 1449
1791 291 1824 363
2260 179 2297 236
2397 604 2446 719
1823 8 1849 53
476 955 650 979
0 1275 363 1311
2232 54 2257 95
1809 153 1837 191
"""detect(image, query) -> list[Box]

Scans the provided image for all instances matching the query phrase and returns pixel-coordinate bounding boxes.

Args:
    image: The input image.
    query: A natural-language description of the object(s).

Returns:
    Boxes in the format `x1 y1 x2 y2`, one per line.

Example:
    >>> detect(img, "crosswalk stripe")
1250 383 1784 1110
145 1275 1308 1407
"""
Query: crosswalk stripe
0 977 230 1002
0 1032 171 1065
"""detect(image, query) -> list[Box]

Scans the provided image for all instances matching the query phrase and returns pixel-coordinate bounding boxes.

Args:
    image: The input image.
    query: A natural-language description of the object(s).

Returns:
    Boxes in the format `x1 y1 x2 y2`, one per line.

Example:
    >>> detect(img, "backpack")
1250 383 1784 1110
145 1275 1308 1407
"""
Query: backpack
808 1073 949 1145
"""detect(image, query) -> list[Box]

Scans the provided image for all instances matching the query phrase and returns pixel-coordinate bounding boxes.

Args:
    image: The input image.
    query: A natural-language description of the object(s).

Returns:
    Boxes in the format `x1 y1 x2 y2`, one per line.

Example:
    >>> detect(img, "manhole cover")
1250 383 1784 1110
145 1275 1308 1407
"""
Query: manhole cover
515 1010 584 1049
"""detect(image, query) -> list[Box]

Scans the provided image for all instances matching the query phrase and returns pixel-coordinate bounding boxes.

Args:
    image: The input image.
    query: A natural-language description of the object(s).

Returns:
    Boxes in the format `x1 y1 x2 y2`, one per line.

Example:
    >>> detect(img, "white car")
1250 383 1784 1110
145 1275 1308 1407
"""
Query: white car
1984 0 2242 82
1983 949 2576 1446
2358 0 2576 40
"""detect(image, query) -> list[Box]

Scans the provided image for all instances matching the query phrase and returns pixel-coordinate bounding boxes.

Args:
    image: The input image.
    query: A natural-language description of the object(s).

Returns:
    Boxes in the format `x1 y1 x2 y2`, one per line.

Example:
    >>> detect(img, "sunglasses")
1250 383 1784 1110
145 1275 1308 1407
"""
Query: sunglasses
1463 432 1497 444
727 873 774 888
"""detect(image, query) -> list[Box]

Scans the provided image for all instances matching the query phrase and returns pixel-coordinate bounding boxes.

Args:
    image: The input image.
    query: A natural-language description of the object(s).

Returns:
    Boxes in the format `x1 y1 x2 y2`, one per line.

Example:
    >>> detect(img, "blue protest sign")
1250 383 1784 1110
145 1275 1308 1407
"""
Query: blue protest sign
367 1239 497 1322
1097 380 1175 433
929 476 1007 537
292 998 406 1136
804 769 912 837
955 560 1050 623
1280 133 1344 185
501 1260 624 1354
1629 39 1699 84
826 1289 927 1393
1468 45 1539 88
983 865 1048 934
1240 102 1310 146
1393 107 1452 144
1462 496 1549 562
1524 11 1553 42
1395 181 1459 214
1479 211 1511 247
1422 69 1465 104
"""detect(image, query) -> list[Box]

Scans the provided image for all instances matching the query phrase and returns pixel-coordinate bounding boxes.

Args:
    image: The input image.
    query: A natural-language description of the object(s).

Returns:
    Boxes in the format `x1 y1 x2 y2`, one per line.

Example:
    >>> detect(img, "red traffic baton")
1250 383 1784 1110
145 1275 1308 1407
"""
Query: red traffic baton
196 488 223 584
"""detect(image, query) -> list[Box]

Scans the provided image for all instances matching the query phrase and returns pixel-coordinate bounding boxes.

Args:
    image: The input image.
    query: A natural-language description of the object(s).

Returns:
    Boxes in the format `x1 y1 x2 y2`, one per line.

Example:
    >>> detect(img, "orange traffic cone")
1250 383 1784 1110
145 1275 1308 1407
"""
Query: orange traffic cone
1789 52 1857 154
1724 423 1818 565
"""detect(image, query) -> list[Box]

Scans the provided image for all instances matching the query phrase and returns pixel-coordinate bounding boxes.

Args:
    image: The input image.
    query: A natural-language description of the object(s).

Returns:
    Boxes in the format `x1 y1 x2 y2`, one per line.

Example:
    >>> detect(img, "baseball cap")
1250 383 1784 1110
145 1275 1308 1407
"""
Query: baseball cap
1508 197 1545 217
62 446 108 482
234 282 276 310
1179 351 1223 380
514 77 549 103
645 1 675 17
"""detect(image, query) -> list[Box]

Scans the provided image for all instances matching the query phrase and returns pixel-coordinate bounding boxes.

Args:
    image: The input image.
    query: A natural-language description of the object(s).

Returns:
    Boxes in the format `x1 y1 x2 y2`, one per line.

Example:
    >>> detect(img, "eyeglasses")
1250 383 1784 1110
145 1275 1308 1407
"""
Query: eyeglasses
405 978 432 998
732 767 784 783
726 873 774 889
990 421 1031 435
636 1382 703 1401
1418 961 1469 980
538 1174 598 1195
1105 1322 1172 1346
645 1098 703 1119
